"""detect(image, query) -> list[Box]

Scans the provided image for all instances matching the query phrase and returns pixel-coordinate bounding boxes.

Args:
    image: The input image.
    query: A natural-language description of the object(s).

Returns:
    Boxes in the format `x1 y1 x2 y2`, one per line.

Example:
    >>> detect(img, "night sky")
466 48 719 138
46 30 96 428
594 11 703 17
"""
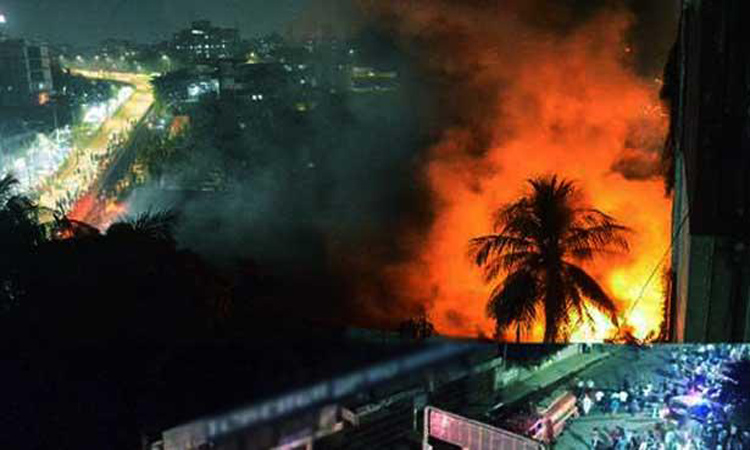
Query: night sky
0 0 317 45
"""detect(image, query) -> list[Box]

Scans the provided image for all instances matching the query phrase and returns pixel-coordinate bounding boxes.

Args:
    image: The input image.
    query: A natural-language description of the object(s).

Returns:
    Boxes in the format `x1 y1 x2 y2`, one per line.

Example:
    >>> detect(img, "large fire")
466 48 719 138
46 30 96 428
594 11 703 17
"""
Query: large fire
377 2 671 341
68 193 129 232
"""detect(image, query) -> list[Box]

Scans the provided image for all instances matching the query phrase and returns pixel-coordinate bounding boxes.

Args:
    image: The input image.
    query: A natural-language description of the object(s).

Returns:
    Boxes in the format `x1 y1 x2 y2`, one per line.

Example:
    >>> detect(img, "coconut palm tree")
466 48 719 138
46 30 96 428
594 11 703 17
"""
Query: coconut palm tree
469 175 630 343
105 209 179 248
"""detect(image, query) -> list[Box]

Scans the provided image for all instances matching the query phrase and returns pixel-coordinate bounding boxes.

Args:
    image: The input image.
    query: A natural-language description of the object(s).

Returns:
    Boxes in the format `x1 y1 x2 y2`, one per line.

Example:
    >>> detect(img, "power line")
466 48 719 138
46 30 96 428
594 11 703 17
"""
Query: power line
626 205 690 318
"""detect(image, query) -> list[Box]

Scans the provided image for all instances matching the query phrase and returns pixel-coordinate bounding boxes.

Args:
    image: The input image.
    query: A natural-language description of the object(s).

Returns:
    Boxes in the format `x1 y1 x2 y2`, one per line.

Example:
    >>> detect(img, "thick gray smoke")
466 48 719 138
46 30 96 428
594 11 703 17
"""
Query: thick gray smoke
128 23 440 326
127 1 680 328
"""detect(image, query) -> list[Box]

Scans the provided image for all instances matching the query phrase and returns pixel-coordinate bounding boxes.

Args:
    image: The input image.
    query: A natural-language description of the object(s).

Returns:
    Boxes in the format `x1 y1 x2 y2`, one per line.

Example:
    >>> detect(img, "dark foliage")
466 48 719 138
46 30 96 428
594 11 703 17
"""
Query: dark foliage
0 177 239 345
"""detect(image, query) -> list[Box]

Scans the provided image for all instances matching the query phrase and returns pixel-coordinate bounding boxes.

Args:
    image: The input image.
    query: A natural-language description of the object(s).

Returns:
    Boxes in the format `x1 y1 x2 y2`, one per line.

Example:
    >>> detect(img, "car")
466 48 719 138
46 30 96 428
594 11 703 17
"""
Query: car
667 395 723 423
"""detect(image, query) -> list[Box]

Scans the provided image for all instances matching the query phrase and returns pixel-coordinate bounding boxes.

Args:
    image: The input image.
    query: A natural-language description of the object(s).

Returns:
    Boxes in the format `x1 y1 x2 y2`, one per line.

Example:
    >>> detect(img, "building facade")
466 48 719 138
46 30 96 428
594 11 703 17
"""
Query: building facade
156 341 484 450
669 0 750 342
0 11 7 41
171 20 240 62
0 39 54 107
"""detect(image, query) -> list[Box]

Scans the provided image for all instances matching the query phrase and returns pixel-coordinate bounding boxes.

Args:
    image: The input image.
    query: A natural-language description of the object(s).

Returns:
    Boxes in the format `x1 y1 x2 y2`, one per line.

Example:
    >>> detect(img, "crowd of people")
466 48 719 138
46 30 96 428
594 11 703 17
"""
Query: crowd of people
38 127 128 214
571 345 750 450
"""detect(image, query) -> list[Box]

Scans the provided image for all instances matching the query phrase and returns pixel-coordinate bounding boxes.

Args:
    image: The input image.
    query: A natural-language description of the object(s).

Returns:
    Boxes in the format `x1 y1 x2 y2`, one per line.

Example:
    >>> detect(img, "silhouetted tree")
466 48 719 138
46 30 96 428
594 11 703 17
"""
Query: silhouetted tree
470 175 629 343
398 311 436 340
0 175 45 312
6 209 230 344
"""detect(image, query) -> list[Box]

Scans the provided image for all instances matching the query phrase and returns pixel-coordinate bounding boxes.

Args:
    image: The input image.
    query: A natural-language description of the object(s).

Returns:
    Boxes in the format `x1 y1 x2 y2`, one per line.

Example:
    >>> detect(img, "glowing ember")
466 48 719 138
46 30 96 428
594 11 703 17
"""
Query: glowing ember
381 3 670 341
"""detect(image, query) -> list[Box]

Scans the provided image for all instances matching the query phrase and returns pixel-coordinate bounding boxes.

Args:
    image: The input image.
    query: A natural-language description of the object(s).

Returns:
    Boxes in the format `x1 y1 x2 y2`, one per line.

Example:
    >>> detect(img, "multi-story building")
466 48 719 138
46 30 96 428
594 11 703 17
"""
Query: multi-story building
0 39 54 107
216 60 317 112
171 20 240 62
0 11 7 41
27 44 53 96
668 0 750 342
152 66 219 106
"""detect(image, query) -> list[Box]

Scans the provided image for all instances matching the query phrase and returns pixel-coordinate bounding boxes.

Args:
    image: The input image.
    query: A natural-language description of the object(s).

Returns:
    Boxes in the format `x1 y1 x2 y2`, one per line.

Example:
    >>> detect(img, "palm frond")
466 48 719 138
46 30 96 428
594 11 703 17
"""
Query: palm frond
113 208 179 243
565 263 619 325
468 234 534 267
564 209 631 260
0 174 20 204
567 283 594 330
495 201 541 239
478 252 539 283
486 269 539 332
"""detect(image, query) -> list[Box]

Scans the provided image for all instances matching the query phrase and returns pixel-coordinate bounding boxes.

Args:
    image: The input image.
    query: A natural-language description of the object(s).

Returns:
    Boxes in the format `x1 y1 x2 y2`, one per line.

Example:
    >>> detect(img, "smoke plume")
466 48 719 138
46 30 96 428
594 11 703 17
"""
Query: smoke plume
363 0 676 339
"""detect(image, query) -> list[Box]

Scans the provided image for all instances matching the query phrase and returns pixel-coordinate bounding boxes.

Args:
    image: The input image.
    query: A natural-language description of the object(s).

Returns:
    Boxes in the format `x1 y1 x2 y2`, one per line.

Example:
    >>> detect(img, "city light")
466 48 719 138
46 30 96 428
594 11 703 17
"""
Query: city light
0 128 74 194
0 13 6 24
82 86 133 125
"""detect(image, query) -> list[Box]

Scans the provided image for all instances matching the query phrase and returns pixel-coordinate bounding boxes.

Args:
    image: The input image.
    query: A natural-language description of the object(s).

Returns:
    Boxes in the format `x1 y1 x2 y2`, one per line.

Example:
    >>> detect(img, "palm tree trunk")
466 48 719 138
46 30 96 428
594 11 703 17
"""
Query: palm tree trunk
544 269 564 343
516 323 521 343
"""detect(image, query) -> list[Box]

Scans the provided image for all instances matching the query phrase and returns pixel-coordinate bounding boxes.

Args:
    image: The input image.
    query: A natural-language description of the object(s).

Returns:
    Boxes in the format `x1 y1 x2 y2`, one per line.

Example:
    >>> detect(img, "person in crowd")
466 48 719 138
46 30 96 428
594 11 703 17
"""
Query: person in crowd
591 427 602 449
582 393 593 416
611 395 621 415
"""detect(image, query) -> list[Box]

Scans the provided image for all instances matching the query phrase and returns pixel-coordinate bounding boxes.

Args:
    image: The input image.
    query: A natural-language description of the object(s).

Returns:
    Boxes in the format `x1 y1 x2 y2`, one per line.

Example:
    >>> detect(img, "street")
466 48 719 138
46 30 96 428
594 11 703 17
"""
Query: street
36 70 154 217
554 346 671 449
551 345 750 449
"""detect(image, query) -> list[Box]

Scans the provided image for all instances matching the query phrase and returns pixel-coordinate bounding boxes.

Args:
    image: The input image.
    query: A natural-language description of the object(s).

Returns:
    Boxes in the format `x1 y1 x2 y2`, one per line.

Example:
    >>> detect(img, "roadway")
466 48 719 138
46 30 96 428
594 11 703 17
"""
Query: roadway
36 70 154 222
553 345 678 449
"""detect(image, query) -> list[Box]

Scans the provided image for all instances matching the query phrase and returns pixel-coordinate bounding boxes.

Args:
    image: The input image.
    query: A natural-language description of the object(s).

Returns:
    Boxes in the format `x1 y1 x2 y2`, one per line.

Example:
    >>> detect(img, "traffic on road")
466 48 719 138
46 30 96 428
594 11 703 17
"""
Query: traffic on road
550 345 750 449
36 70 154 221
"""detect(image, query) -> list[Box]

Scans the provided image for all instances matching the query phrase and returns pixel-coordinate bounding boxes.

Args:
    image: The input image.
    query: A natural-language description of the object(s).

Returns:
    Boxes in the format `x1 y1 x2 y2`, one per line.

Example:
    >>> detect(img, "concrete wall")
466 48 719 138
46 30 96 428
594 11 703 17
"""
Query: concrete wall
673 152 690 342
494 344 581 390
671 0 750 342
683 236 750 342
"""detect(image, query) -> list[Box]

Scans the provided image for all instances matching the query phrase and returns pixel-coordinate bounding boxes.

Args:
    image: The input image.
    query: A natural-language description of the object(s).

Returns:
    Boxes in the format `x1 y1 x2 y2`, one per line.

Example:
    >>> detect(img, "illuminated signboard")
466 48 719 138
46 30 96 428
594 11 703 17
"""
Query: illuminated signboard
423 407 545 450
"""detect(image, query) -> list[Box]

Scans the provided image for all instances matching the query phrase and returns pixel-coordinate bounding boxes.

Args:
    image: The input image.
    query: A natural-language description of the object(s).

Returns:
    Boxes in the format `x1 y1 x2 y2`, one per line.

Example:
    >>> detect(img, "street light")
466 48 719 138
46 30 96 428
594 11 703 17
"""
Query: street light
161 54 172 72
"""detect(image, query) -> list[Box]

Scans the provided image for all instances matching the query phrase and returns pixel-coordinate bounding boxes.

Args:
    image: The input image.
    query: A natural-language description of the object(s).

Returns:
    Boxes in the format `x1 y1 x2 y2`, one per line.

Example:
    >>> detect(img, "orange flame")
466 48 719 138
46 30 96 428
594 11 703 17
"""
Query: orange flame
381 3 671 341
68 193 129 231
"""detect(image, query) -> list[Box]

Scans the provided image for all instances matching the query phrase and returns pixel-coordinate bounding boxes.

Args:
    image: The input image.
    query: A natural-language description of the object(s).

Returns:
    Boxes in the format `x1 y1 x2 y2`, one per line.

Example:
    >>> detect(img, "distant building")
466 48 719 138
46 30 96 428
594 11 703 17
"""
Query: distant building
152 67 219 106
171 20 240 62
99 38 141 59
0 39 54 107
217 60 314 107
0 11 7 41
669 0 750 341
27 44 53 95
348 66 399 93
